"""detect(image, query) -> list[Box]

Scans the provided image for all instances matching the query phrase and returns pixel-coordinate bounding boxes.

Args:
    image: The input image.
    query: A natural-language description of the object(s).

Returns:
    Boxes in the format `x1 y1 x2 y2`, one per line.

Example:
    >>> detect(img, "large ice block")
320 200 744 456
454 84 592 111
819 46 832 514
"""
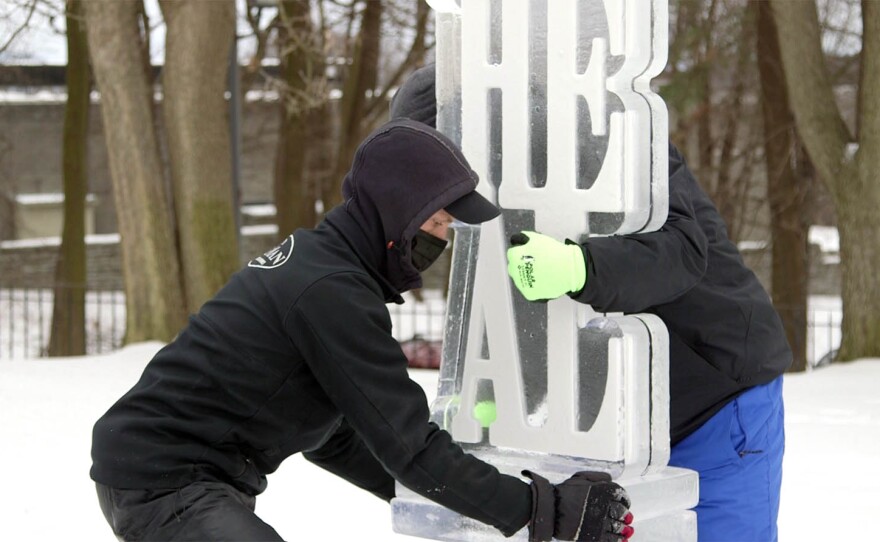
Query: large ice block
394 1 696 540
393 470 697 542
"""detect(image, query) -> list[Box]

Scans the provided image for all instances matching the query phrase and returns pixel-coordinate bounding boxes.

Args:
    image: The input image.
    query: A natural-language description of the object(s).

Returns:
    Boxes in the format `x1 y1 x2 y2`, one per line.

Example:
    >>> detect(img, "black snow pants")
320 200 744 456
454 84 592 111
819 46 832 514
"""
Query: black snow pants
96 481 284 541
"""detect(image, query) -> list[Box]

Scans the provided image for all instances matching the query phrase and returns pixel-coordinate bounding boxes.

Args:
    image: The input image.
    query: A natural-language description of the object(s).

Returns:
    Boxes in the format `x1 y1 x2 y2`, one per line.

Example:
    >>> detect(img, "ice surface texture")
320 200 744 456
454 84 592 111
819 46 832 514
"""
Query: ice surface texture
394 1 696 540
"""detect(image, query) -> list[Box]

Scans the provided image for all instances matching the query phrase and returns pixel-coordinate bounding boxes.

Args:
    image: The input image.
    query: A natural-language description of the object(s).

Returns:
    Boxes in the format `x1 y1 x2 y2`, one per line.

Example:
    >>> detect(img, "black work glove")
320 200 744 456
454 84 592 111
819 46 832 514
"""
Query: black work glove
523 470 634 542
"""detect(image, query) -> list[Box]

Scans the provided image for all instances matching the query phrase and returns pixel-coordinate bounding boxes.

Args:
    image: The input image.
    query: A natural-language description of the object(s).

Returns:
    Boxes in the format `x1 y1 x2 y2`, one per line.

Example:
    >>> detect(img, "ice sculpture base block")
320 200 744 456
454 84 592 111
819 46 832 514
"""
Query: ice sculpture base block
392 498 695 542
391 448 699 542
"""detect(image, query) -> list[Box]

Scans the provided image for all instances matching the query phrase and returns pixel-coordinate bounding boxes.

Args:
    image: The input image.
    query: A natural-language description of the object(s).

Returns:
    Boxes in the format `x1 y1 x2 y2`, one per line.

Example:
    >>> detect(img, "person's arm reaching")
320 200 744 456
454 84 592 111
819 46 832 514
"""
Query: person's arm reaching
303 419 396 501
507 145 708 313
287 271 532 536
286 272 633 540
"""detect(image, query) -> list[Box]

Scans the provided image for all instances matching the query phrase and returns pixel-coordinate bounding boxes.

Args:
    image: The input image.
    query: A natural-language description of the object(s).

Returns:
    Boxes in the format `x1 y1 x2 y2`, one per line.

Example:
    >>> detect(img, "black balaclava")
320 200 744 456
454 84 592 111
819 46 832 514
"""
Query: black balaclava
410 230 448 272
332 119 492 296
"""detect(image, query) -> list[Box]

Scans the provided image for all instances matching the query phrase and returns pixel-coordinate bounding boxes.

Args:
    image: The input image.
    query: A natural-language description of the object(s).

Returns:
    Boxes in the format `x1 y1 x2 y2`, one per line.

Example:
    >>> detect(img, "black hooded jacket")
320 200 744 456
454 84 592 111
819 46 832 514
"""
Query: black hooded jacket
572 144 792 443
90 120 532 537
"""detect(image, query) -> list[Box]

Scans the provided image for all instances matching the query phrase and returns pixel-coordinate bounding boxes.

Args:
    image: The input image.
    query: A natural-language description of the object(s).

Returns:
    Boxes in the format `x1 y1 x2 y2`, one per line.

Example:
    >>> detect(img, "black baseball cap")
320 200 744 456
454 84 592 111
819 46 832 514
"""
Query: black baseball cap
445 190 500 224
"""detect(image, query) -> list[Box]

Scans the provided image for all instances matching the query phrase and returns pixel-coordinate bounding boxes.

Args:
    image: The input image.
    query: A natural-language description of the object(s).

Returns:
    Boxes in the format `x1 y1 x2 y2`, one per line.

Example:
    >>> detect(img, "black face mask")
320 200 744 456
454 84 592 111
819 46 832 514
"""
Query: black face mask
410 230 448 272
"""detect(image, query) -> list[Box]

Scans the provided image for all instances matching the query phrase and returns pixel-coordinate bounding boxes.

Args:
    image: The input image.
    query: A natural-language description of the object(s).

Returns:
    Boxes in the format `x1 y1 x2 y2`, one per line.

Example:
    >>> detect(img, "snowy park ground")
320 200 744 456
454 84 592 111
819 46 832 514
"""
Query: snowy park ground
2 342 878 542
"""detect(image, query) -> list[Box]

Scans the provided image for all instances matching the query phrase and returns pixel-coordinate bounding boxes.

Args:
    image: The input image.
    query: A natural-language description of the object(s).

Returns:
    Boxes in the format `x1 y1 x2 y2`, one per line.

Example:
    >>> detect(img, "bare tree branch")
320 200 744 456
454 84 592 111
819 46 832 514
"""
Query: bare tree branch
0 0 38 55
363 0 431 122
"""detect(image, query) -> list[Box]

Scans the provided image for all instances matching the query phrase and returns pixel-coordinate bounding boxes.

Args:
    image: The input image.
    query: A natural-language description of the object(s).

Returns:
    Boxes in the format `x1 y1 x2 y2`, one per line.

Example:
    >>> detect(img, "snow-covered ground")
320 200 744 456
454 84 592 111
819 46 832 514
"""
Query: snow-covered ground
2 342 878 541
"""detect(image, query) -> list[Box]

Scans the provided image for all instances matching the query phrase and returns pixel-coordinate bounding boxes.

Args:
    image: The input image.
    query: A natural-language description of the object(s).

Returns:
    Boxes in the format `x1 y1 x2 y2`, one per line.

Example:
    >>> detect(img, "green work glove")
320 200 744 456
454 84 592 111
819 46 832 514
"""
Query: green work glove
506 231 587 302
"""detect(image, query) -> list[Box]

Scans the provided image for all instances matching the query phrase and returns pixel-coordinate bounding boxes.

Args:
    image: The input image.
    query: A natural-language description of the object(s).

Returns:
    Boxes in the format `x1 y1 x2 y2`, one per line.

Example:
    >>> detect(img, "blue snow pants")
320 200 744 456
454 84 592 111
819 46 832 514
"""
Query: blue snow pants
669 376 785 542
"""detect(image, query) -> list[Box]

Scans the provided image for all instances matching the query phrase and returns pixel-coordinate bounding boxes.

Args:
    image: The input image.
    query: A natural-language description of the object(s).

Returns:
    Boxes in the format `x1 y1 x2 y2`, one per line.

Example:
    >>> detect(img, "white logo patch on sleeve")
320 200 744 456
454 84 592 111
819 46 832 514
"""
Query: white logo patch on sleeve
248 234 295 269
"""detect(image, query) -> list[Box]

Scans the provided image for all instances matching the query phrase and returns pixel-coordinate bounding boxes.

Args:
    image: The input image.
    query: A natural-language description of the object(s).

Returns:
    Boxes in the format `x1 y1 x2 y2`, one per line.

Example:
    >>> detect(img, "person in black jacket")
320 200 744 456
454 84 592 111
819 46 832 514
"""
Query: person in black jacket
392 66 791 542
90 119 634 542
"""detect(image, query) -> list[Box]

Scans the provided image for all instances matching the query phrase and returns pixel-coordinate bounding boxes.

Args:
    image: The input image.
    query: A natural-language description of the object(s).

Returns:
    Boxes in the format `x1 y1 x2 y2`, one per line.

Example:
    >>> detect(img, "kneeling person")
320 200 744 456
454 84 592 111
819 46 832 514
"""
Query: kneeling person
90 119 634 542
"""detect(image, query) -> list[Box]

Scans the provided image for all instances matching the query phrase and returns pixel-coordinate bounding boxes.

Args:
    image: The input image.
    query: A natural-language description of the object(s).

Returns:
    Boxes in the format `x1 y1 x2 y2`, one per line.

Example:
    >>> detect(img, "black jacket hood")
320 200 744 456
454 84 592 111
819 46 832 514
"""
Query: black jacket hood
328 119 484 298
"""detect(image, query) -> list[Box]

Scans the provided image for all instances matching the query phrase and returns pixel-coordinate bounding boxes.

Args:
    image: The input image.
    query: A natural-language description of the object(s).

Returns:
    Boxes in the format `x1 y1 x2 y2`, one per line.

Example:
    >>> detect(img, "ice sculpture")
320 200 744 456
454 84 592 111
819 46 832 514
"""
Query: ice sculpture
391 1 699 540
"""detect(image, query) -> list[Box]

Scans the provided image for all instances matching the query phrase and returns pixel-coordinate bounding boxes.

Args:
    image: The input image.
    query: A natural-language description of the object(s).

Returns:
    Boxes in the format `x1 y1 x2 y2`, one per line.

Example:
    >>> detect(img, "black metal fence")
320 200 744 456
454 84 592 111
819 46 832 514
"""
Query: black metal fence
0 284 125 358
0 284 843 368
807 303 842 367
389 292 448 368
0 284 447 363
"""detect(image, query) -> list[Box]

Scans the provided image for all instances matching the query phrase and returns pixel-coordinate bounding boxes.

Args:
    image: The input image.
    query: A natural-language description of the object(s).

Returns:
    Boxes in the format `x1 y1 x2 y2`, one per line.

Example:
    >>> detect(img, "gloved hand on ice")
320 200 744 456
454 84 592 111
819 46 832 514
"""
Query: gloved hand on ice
522 470 634 542
507 231 587 302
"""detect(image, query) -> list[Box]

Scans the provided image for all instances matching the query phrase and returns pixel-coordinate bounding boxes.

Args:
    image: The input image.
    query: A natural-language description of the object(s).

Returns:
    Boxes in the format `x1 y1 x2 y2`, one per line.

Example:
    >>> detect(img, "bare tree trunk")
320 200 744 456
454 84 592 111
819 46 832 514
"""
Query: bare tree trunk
756 0 810 372
160 0 239 312
713 11 751 243
274 0 323 236
770 0 880 361
0 189 13 241
668 1 697 147
696 0 719 178
84 0 186 343
0 126 12 238
325 0 383 211
836 169 880 360
48 0 88 357
363 0 431 125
